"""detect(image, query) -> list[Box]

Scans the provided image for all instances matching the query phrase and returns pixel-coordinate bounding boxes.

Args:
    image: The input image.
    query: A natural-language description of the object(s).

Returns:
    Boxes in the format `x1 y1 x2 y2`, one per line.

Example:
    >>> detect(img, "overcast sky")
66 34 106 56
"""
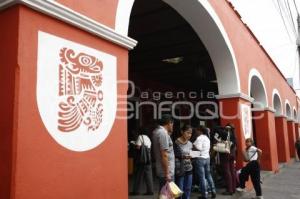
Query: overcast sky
229 0 300 91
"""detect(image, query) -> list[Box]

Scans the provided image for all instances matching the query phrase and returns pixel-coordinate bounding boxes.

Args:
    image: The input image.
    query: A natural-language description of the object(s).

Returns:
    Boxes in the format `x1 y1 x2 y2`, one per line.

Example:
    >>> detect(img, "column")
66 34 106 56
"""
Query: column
218 96 250 169
275 116 290 162
252 109 279 171
0 6 19 199
295 122 299 139
0 2 131 199
287 120 296 157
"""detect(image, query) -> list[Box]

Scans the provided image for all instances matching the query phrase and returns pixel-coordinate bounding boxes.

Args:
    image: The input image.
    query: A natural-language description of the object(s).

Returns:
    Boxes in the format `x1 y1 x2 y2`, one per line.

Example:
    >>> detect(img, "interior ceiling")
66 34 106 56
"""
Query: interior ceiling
128 0 218 93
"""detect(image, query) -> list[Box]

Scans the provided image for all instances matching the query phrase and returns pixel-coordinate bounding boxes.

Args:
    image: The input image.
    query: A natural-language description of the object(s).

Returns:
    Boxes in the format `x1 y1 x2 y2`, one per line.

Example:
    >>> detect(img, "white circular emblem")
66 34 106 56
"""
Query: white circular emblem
37 31 117 151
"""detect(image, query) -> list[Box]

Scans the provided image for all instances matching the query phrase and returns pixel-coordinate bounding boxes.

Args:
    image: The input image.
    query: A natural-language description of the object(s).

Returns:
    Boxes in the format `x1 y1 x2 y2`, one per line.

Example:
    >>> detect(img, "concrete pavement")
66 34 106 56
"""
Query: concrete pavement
129 161 300 199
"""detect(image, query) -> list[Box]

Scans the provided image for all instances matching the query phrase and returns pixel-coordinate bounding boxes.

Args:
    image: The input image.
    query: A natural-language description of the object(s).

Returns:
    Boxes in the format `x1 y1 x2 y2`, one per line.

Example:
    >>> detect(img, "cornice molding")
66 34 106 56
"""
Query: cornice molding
252 107 276 113
215 92 254 102
286 119 294 122
275 114 287 118
0 0 137 49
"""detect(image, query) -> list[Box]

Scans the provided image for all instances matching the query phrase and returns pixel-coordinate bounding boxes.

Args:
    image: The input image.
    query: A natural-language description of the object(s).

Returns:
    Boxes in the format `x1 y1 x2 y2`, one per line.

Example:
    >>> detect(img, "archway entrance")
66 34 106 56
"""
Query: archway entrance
249 70 278 171
273 91 290 162
285 101 296 157
127 0 219 191
249 72 268 145
125 0 240 196
127 0 219 136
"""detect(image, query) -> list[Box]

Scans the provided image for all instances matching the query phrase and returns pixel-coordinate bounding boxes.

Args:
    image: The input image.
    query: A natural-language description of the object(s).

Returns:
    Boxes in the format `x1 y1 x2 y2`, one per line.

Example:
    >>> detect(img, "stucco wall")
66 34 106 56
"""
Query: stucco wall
0 6 19 199
10 5 129 199
56 0 118 29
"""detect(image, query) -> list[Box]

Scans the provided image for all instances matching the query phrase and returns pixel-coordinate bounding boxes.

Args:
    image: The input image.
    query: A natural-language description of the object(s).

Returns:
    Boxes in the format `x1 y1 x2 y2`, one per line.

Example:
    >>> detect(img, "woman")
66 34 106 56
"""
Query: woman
130 127 154 196
193 125 216 199
174 124 193 199
215 125 237 195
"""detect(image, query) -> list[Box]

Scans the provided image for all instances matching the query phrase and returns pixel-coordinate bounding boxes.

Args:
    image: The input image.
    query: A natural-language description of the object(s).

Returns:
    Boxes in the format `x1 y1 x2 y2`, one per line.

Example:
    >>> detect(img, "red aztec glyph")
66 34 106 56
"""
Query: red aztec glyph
58 48 103 132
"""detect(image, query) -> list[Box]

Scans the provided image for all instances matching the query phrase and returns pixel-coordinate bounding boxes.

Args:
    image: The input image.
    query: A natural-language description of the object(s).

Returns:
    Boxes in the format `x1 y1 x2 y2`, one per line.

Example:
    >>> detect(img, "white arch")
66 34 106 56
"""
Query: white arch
115 0 241 95
272 89 283 115
293 107 297 120
285 100 292 119
115 0 135 35
248 69 268 108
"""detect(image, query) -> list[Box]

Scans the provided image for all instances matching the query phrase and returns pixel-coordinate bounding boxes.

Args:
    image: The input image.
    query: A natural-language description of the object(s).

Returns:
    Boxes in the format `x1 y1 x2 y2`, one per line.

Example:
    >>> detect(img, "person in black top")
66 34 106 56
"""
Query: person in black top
214 124 237 195
295 138 300 161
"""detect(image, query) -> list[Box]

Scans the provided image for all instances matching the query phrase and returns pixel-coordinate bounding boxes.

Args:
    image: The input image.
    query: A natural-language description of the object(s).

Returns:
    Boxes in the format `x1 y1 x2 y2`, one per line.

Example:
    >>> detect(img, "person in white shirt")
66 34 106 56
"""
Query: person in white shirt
130 127 153 196
193 125 216 199
236 138 263 199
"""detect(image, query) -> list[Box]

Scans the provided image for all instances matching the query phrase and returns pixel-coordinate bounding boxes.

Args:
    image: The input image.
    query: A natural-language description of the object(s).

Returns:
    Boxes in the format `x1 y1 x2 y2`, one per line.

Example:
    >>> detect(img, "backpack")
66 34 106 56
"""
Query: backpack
136 136 151 165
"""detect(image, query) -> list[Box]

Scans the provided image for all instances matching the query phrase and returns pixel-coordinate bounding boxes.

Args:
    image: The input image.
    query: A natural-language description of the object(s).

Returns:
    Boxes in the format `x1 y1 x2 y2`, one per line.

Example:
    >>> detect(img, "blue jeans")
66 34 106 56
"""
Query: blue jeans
195 158 216 197
176 173 193 199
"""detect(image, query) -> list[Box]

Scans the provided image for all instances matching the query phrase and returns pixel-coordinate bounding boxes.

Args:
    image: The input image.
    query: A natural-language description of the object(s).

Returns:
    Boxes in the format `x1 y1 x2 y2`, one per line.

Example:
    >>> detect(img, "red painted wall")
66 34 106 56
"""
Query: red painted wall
8 5 129 199
275 117 290 162
0 6 19 199
287 121 296 158
219 98 248 169
56 0 118 29
295 123 299 140
253 111 278 171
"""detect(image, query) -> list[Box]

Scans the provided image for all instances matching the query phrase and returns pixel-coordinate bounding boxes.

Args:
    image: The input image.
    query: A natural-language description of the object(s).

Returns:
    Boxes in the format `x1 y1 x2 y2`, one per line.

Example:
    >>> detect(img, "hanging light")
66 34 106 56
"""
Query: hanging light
162 56 184 64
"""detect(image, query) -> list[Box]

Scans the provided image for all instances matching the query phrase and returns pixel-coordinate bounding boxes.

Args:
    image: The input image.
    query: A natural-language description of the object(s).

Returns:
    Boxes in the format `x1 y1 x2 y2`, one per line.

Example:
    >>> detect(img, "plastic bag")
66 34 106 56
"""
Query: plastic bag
168 181 183 198
159 183 174 199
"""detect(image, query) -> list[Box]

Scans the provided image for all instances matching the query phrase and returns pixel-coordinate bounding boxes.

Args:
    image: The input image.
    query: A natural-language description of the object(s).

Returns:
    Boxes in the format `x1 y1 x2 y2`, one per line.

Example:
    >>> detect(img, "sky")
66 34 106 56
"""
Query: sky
229 0 300 93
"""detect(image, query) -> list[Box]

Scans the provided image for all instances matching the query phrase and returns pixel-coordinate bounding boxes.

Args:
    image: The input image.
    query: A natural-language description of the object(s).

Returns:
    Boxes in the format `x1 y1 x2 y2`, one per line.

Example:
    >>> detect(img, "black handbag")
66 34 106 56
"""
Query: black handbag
136 136 151 165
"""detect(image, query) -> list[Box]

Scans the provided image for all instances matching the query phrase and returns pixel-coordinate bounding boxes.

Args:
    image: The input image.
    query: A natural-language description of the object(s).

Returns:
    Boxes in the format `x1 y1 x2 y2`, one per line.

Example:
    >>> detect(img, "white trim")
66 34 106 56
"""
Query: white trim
293 107 297 120
285 99 292 118
196 0 241 93
0 0 15 8
252 107 275 113
215 93 254 102
265 107 276 113
272 89 283 115
0 0 138 49
163 0 241 95
275 114 287 118
248 68 268 107
115 0 135 35
286 119 294 122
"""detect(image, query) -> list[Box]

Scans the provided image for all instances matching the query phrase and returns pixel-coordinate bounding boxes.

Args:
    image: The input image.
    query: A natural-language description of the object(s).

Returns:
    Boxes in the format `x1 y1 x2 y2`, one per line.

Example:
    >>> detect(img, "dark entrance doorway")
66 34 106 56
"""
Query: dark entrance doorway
127 0 220 195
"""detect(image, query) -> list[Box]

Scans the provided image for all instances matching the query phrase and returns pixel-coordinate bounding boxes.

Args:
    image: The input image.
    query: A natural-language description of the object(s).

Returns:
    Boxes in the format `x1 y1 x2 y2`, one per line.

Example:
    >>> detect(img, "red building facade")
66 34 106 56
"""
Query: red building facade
0 0 299 198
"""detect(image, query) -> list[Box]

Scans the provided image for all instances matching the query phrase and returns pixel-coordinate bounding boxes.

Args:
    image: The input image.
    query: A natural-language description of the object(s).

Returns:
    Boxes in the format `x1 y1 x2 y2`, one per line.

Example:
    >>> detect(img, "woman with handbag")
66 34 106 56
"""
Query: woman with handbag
214 125 237 195
130 127 154 196
174 124 193 199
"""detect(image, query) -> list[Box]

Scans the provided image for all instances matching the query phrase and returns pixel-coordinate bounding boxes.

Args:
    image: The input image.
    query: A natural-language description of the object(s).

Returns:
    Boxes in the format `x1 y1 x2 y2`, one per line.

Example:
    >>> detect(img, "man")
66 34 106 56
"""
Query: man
295 138 300 161
236 138 263 199
152 114 175 193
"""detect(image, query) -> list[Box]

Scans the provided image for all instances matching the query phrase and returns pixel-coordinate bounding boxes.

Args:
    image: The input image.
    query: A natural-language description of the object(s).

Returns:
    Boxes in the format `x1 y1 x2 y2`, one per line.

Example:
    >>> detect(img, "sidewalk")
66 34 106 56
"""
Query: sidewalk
129 161 300 199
